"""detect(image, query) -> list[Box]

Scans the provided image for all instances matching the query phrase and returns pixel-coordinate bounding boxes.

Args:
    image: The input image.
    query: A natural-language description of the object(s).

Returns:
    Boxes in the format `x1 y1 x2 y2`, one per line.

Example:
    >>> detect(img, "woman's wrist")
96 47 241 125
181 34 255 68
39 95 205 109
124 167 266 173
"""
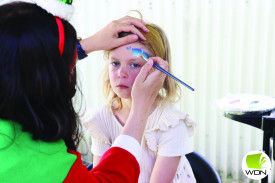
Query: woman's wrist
121 109 148 143
79 35 100 54
76 39 88 60
132 100 150 117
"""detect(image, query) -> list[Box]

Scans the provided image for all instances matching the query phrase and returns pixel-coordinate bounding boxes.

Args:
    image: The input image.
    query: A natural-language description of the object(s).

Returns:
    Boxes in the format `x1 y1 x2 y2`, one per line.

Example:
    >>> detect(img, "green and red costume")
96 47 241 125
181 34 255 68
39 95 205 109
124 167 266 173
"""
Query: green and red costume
0 119 140 182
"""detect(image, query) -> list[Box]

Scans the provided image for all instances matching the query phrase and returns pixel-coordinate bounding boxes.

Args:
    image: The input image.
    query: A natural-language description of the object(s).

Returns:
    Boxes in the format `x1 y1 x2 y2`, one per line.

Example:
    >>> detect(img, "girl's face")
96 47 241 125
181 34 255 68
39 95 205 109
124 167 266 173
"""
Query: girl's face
108 42 151 99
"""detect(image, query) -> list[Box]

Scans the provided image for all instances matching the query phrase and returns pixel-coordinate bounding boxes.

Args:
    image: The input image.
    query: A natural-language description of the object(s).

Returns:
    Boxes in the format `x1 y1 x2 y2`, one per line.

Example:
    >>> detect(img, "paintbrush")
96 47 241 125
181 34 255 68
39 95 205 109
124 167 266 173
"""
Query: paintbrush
131 48 195 91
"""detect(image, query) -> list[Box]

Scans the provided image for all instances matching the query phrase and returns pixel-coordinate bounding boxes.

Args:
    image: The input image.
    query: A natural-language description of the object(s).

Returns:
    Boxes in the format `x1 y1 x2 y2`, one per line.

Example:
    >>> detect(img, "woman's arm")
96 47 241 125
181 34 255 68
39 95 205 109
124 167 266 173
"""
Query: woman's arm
149 155 181 183
122 57 167 143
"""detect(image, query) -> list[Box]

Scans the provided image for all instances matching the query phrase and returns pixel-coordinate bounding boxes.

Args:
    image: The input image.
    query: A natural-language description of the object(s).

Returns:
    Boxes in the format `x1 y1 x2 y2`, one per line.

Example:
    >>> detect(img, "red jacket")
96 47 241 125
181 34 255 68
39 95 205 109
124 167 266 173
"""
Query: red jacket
64 147 140 183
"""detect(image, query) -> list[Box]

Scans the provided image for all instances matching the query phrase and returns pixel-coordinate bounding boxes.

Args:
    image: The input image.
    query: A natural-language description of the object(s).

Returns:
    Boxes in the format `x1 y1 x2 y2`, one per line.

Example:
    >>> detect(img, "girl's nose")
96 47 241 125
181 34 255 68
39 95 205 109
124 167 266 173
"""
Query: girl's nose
118 66 128 78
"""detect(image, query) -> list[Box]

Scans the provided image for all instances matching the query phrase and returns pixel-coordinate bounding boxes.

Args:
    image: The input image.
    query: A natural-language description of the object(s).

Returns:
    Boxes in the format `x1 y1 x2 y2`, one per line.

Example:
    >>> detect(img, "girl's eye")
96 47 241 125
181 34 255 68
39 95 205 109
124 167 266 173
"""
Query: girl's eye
131 63 140 68
111 61 120 66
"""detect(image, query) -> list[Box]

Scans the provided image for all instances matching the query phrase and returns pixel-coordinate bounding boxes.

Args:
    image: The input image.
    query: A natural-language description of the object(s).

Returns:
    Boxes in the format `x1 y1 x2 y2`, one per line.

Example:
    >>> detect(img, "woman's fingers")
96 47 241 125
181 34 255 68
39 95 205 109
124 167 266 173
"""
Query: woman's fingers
116 23 146 41
132 57 168 107
134 59 154 84
149 57 169 71
135 57 168 87
80 15 149 52
118 15 148 32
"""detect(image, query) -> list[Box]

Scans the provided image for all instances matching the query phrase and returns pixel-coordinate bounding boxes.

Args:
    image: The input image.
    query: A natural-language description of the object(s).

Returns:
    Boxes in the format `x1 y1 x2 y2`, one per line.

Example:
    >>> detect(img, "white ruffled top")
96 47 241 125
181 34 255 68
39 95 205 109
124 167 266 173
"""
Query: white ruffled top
82 102 197 183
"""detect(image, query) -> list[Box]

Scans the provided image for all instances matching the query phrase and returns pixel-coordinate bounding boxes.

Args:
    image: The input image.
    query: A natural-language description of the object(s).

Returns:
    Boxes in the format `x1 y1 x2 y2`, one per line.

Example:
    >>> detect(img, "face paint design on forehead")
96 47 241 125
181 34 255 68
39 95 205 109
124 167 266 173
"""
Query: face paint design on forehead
125 45 195 91
126 46 131 51
126 46 150 62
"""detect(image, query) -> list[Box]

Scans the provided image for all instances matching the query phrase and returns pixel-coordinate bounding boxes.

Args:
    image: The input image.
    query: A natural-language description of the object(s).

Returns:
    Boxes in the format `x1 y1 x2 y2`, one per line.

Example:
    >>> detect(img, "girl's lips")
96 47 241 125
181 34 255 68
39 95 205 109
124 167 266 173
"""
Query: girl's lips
117 85 128 89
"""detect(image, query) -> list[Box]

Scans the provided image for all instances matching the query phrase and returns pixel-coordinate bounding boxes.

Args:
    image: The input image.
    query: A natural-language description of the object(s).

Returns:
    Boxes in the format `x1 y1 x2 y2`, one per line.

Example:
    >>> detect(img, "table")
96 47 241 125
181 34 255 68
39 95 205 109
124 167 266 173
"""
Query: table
224 111 274 183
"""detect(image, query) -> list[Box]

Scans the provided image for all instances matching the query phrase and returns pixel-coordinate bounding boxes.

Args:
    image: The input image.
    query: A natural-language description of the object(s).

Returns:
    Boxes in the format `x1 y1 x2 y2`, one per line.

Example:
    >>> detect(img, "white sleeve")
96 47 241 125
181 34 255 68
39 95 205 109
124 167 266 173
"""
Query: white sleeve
91 137 111 156
158 122 193 157
82 108 111 146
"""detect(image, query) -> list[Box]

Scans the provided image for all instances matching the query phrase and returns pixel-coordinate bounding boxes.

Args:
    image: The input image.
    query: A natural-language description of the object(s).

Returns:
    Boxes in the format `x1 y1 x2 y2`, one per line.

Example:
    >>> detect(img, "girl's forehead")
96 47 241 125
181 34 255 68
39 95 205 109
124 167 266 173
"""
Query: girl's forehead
110 42 151 58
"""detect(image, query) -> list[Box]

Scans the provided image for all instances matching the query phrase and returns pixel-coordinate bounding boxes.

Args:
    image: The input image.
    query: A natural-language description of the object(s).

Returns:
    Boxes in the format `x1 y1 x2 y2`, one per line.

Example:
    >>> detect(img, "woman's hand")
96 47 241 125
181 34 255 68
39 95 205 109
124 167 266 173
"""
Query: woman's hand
131 57 168 116
80 16 149 53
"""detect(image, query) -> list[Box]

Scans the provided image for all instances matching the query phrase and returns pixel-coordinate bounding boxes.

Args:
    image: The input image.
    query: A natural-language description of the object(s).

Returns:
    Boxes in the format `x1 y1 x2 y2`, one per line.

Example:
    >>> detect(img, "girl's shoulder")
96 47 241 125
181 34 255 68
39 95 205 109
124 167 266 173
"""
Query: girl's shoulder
81 105 114 144
81 105 111 125
81 105 115 136
146 102 196 136
143 102 196 153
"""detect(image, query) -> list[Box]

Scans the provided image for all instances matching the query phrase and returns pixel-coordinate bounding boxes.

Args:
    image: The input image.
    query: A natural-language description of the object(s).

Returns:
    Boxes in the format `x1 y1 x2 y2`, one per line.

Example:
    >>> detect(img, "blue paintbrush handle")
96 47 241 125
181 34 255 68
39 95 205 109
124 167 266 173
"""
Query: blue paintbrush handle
132 47 194 91
153 63 195 91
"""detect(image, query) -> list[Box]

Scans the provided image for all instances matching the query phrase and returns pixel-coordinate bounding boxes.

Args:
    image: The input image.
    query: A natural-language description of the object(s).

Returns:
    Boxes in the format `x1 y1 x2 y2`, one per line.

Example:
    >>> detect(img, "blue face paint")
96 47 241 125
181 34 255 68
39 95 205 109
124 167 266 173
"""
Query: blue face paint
125 46 195 91
126 46 131 51
131 48 149 61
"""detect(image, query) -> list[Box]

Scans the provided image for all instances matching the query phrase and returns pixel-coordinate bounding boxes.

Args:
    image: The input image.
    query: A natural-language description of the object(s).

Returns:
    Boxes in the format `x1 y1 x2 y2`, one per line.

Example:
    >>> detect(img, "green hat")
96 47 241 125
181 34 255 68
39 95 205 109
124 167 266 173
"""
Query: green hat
0 0 74 20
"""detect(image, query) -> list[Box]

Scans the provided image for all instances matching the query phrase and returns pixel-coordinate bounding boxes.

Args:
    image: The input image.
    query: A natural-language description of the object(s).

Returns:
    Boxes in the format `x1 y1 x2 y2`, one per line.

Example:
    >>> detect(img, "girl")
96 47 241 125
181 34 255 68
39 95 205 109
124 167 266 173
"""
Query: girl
83 22 197 183
0 1 166 182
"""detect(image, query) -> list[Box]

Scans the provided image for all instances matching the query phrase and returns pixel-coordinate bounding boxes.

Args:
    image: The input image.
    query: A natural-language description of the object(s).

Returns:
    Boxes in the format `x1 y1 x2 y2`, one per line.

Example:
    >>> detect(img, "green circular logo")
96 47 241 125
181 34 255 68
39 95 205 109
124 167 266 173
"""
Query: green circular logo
242 150 271 180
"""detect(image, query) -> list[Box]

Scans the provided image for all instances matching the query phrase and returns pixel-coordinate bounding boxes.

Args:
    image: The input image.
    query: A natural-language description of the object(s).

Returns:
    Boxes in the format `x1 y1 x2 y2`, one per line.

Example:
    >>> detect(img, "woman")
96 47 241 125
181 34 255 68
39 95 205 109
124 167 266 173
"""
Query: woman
0 1 166 182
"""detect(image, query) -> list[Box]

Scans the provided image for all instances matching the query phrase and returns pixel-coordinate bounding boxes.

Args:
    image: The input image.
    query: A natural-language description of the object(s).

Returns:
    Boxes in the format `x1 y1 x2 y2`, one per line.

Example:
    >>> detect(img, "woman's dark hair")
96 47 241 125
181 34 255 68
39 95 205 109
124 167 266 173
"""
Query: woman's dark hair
0 2 80 151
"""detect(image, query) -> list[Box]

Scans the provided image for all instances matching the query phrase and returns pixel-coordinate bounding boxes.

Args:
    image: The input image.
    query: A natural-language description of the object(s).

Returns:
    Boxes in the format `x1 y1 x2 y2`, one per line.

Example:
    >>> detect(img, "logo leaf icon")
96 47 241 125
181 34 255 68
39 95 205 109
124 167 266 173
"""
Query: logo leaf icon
246 153 262 169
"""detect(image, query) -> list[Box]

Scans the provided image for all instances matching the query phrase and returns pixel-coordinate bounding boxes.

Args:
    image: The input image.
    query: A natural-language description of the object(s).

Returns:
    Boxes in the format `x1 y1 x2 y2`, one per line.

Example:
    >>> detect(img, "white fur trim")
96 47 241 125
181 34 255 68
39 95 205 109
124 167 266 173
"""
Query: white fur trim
0 0 74 20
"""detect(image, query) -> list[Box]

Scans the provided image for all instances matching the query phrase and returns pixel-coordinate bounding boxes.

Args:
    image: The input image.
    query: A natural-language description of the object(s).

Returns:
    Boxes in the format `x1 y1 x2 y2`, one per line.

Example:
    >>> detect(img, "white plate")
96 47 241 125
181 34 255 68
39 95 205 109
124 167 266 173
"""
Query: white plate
217 94 275 115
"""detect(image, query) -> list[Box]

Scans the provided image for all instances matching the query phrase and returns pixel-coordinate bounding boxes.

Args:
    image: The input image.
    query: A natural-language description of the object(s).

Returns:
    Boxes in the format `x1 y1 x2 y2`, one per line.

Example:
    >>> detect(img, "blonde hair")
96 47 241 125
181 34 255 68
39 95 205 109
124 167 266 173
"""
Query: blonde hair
102 22 181 110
